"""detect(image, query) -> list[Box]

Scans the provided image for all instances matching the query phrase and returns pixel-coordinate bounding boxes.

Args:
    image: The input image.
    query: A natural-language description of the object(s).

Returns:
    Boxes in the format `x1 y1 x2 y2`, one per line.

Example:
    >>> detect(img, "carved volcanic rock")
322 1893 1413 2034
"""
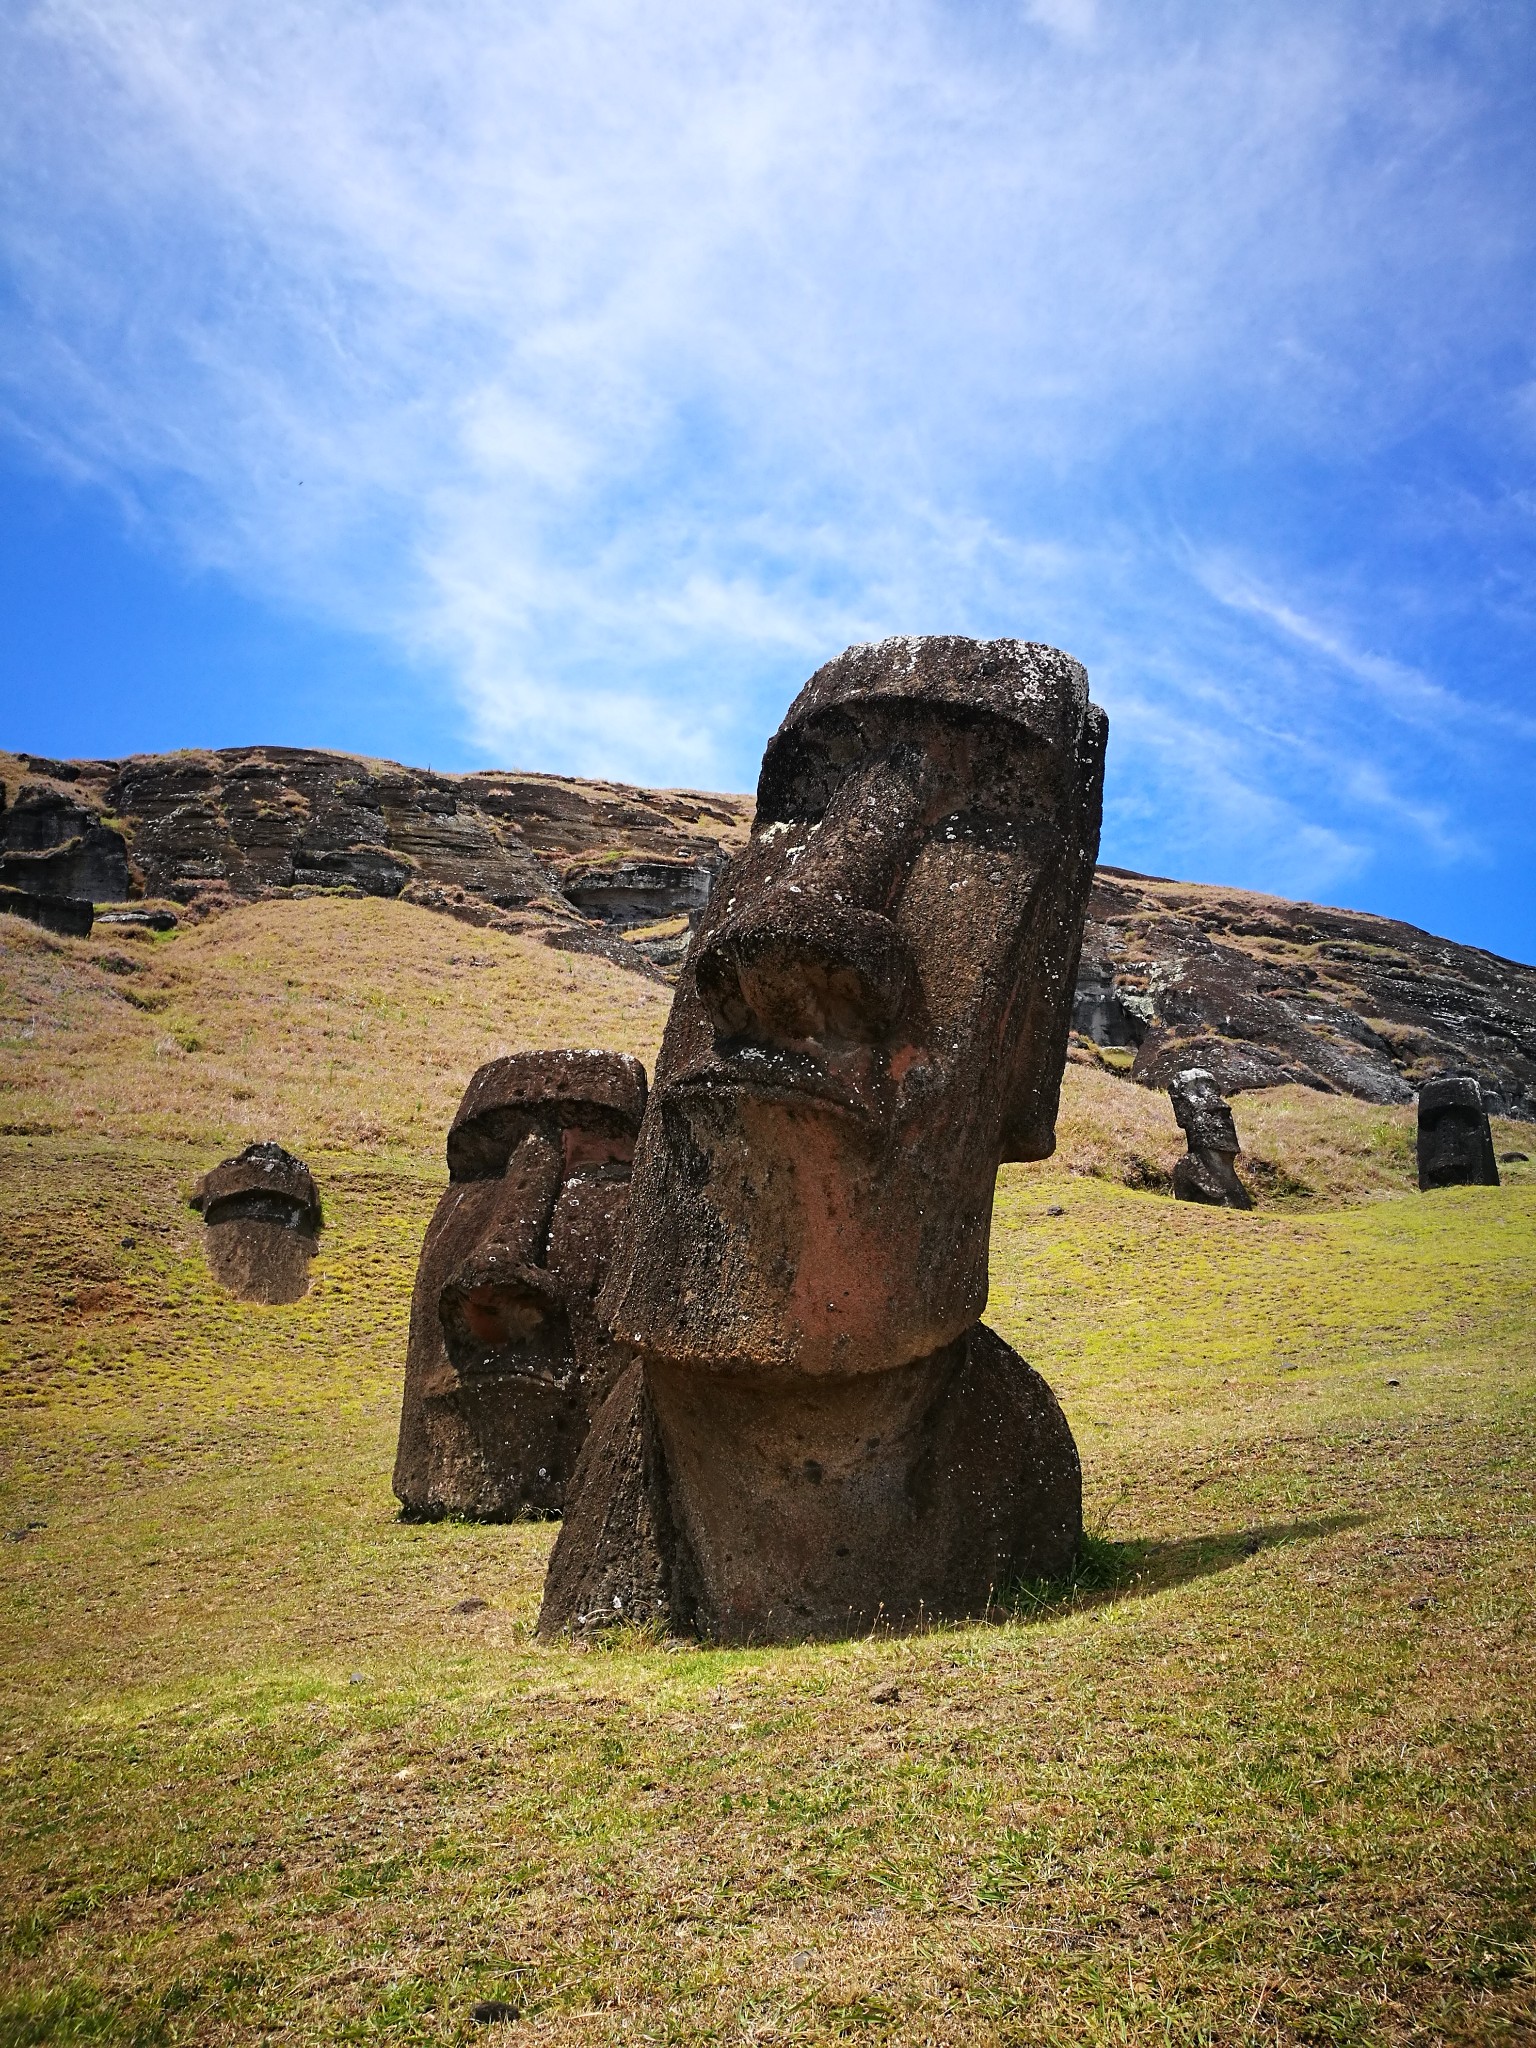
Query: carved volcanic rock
542 635 1101 1643
394 1050 647 1523
1168 1068 1252 1210
1417 1074 1500 1191
190 1142 323 1305
1074 869 1536 1121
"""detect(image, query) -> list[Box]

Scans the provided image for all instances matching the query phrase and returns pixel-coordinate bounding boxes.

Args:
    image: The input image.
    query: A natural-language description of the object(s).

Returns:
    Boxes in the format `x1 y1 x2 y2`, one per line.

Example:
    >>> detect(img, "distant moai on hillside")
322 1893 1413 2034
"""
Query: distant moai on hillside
191 1143 323 1304
1417 1073 1500 1191
1168 1069 1252 1210
393 1049 647 1523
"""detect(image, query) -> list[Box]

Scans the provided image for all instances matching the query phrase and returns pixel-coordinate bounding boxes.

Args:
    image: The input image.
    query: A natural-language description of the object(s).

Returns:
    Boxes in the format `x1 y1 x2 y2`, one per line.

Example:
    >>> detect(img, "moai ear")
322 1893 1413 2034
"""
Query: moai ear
998 703 1109 1165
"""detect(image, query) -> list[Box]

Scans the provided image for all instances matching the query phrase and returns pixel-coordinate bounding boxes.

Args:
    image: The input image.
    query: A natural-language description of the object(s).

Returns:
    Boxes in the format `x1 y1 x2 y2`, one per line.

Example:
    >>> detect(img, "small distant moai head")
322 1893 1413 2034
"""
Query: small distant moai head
1168 1069 1252 1210
602 636 1109 1377
1417 1073 1500 1191
393 1049 647 1522
191 1143 323 1304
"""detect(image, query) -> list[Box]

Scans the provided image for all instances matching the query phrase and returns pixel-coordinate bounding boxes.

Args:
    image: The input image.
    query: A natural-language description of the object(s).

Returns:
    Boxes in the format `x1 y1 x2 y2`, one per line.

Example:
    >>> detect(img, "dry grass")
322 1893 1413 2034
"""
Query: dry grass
5 896 1529 1203
1 895 1534 2045
0 1142 1532 2045
0 898 671 1166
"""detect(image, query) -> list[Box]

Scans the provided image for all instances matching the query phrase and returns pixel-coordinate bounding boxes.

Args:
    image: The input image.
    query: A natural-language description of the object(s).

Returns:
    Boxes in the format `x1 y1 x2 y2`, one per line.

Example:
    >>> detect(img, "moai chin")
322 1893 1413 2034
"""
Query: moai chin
1417 1073 1500 1191
393 1049 647 1522
1168 1069 1253 1210
191 1142 323 1304
539 636 1107 1643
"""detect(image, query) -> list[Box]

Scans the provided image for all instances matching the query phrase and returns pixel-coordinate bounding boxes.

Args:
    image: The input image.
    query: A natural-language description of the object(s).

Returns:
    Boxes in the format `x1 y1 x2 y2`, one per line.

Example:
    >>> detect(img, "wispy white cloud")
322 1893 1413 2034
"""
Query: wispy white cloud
1 0 1533 906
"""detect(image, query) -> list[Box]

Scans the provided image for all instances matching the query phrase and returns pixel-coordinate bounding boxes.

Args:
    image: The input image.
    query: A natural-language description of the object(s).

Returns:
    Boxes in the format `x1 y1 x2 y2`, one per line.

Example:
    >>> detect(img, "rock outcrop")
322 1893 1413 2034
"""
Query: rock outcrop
540 636 1097 1644
0 748 751 966
0 773 130 904
0 885 93 937
1073 869 1536 1122
4 745 1531 1121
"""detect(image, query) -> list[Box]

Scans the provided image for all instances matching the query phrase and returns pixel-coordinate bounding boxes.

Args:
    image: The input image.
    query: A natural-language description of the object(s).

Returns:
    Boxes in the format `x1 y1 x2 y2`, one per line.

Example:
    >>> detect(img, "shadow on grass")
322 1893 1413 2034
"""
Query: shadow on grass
1010 1512 1371 1623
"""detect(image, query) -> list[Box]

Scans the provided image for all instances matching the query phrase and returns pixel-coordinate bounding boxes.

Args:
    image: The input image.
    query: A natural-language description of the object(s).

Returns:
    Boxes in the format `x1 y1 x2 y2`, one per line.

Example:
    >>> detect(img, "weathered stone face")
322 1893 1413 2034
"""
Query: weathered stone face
602 638 1109 1381
1168 1067 1252 1210
542 637 1104 1643
1417 1073 1500 1191
392 1050 646 1522
191 1143 323 1304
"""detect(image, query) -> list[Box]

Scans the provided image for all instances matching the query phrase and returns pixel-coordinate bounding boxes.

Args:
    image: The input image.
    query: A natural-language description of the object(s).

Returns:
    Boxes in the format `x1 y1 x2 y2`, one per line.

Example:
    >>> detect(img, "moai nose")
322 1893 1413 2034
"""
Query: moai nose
695 901 918 1049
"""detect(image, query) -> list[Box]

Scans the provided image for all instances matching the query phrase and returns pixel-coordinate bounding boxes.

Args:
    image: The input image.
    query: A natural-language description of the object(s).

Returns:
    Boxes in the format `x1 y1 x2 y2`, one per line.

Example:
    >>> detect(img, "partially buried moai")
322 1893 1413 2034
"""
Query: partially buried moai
191 1142 323 1304
1417 1073 1499 1192
1168 1069 1252 1210
393 1050 646 1522
539 636 1107 1643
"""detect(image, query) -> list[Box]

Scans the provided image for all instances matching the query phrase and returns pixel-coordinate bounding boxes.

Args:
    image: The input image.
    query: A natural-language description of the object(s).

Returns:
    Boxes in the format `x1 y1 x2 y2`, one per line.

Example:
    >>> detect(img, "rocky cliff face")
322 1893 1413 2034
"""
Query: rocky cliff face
0 746 751 970
1073 868 1536 1121
0 770 133 902
4 746 1533 1119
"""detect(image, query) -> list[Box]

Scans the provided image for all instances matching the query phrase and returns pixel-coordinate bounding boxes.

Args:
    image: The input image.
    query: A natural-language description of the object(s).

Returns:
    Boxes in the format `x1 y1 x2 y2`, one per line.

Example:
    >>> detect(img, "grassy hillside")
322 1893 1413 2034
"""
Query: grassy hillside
3 895 1529 1192
0 898 671 1165
1 899 1534 2045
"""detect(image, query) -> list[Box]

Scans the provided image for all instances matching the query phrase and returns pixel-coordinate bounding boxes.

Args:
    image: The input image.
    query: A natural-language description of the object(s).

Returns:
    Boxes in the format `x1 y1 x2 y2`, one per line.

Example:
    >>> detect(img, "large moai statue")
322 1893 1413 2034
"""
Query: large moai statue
1417 1073 1500 1191
191 1142 323 1304
1168 1068 1252 1210
393 1050 647 1522
539 636 1107 1642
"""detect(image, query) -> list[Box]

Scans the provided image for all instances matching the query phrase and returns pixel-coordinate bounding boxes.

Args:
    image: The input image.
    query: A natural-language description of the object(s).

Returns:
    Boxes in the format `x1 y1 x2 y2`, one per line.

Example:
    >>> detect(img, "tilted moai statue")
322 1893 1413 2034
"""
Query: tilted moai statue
393 1050 647 1522
1168 1069 1252 1210
1417 1073 1499 1191
539 636 1107 1642
191 1142 323 1304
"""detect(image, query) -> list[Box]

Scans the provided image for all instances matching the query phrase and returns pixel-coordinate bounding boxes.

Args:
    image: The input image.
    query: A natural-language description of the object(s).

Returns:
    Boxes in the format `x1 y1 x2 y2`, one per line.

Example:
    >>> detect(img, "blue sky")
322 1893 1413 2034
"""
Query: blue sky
2 0 1534 959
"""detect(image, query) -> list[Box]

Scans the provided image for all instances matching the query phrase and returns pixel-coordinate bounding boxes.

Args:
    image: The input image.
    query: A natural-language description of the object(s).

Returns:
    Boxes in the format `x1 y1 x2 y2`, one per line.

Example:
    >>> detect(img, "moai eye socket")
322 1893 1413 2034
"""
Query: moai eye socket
561 1124 636 1172
446 1107 538 1182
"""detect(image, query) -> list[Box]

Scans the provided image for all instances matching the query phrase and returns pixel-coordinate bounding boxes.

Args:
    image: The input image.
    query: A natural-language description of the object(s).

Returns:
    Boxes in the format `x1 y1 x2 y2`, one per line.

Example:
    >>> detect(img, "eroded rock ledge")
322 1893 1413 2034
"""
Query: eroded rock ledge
3 746 1532 1118
1072 868 1536 1120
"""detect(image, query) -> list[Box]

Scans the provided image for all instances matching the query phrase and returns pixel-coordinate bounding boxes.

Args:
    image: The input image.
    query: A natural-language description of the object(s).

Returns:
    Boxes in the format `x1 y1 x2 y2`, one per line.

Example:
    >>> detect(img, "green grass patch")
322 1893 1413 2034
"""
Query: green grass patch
1 1136 1533 2044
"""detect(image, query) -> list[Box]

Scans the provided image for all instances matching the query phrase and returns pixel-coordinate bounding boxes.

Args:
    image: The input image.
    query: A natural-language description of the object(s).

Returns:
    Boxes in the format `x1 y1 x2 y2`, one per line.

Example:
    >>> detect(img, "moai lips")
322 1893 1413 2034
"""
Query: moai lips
1168 1068 1252 1210
392 1049 646 1522
191 1142 322 1304
1417 1073 1500 1191
540 637 1107 1642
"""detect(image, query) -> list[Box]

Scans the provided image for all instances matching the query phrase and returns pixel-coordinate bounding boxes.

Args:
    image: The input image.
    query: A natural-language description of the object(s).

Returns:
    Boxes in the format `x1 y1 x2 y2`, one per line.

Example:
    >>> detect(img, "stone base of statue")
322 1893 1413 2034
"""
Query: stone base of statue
1171 1148 1252 1209
538 1323 1081 1643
